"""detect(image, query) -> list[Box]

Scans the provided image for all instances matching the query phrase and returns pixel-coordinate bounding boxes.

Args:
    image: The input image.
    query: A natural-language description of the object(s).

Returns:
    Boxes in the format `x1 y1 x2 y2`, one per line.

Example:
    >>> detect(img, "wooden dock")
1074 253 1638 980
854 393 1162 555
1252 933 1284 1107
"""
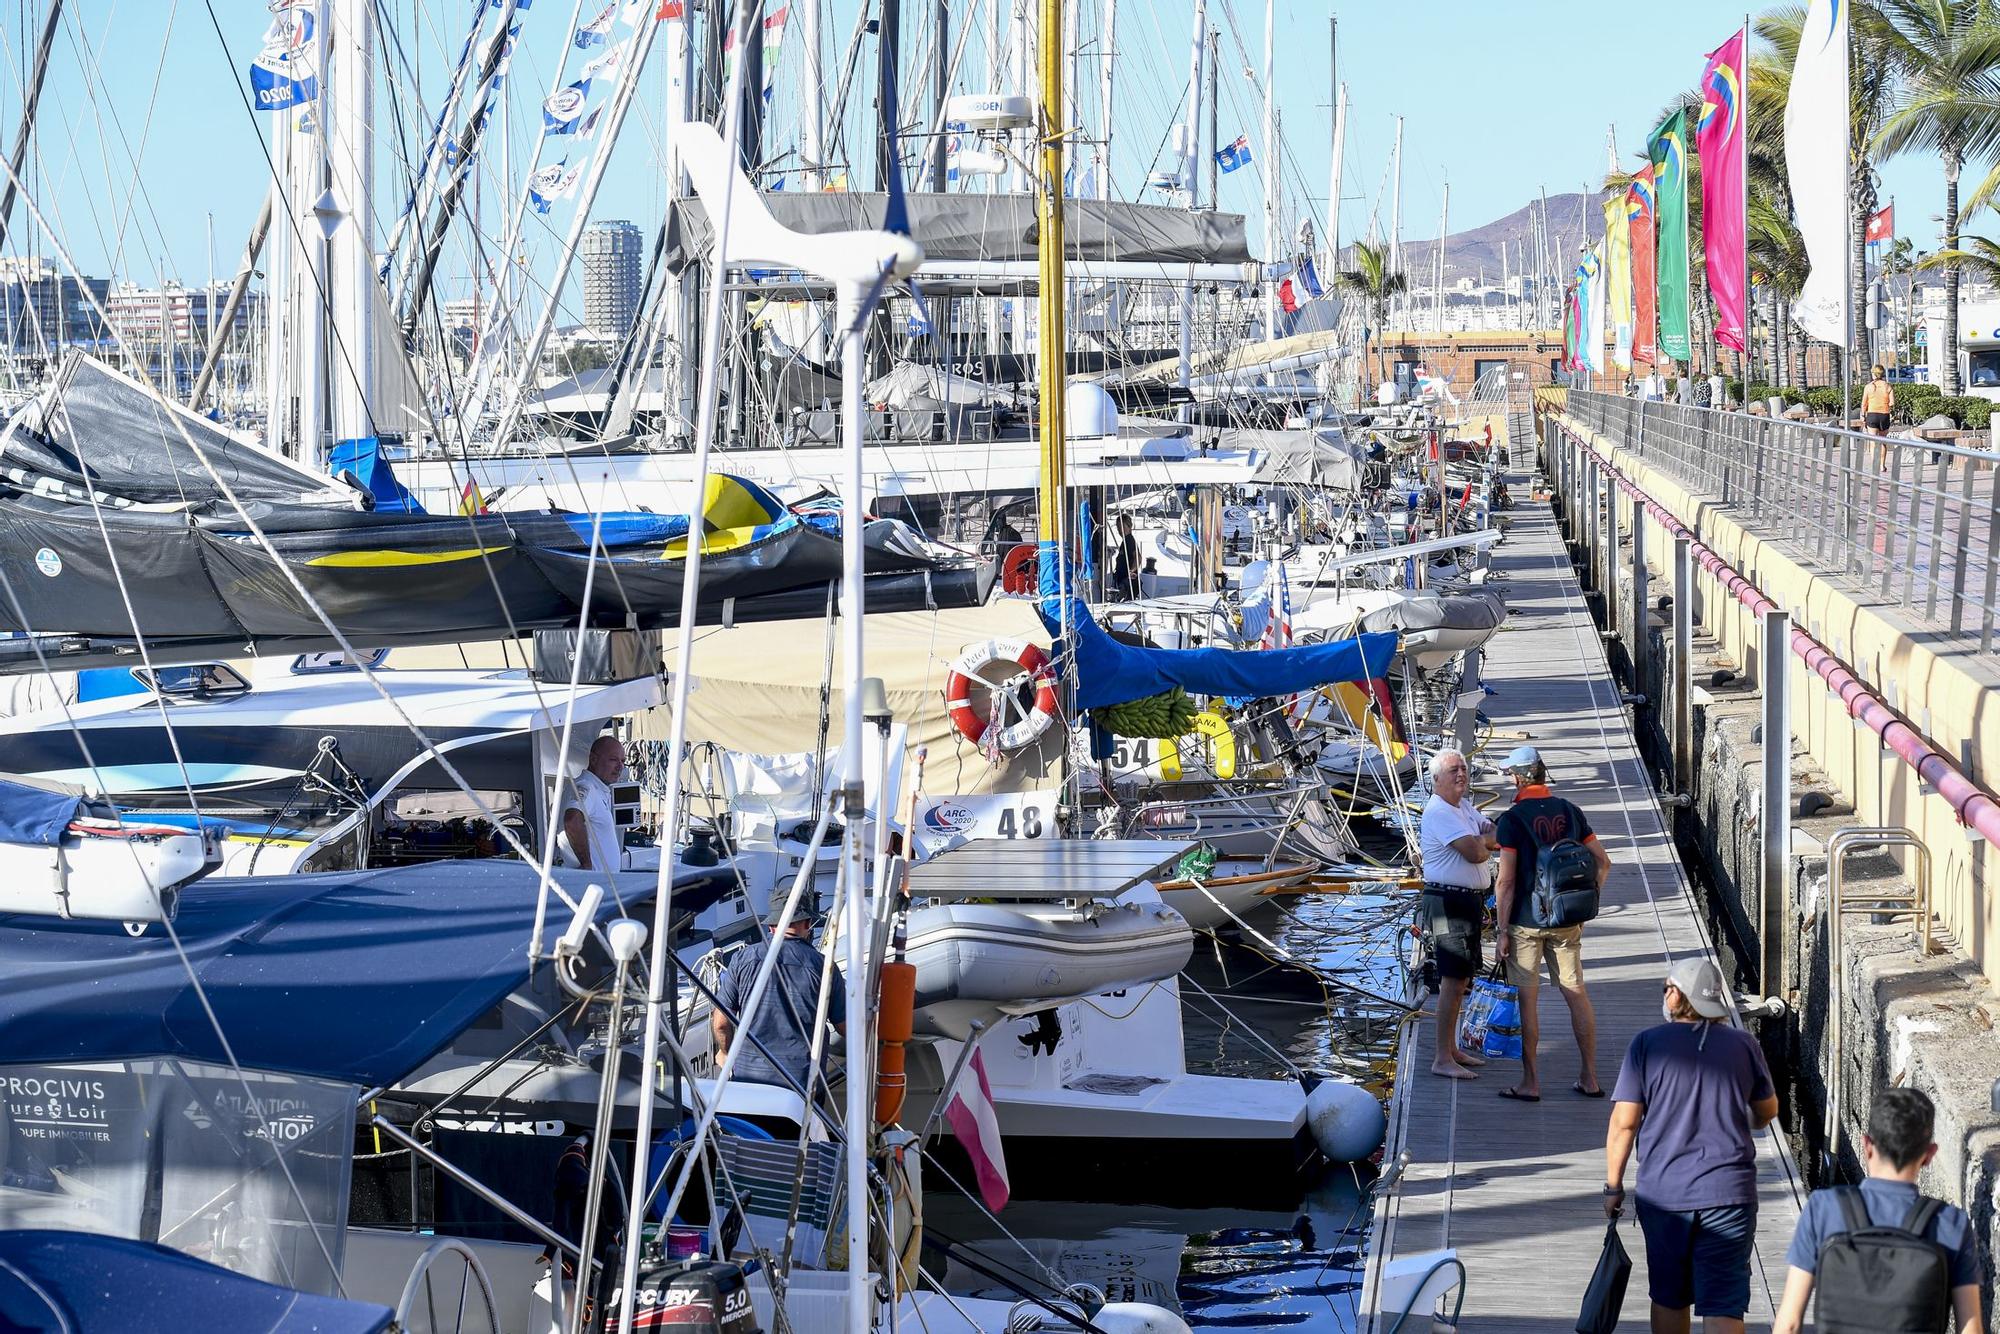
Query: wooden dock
1358 444 1807 1330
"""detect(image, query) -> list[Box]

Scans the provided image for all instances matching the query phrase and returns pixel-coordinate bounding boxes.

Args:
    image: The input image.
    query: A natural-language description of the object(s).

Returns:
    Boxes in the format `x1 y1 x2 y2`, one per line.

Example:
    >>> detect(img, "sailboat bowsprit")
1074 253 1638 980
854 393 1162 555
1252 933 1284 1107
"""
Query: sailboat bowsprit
0 356 991 669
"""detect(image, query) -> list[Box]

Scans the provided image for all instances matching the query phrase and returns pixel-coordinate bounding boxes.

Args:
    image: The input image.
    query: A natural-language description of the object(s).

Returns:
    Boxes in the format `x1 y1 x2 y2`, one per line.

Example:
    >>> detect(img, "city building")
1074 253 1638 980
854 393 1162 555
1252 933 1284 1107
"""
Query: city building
101 280 257 348
0 257 107 350
580 220 643 339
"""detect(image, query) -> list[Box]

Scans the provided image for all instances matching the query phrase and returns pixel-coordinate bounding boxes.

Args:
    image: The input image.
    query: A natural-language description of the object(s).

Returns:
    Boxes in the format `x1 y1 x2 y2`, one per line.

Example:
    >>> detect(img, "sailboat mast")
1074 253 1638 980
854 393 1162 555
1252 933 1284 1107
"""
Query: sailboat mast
1261 0 1277 342
1176 0 1205 420
802 0 824 187
1435 181 1447 333
1389 116 1402 329
1325 18 1340 266
0 0 62 252
1037 0 1068 592
1098 0 1115 198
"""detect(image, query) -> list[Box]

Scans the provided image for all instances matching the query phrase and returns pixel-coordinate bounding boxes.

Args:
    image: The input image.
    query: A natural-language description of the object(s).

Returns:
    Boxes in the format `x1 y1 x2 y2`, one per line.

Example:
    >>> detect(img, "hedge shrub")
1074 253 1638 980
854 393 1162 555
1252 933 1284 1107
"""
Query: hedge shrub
1937 396 1993 430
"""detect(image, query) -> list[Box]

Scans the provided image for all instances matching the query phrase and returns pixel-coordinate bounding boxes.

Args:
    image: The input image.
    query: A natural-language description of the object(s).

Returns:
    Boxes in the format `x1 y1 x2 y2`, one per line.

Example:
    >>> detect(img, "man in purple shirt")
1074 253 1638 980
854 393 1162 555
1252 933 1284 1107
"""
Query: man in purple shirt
1604 957 1779 1334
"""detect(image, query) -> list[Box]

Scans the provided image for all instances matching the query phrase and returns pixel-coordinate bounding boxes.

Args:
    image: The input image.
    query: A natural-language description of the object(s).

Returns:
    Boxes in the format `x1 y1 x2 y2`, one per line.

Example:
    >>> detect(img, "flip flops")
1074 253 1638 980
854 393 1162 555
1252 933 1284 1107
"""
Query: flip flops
1497 1087 1540 1102
1575 1083 1607 1098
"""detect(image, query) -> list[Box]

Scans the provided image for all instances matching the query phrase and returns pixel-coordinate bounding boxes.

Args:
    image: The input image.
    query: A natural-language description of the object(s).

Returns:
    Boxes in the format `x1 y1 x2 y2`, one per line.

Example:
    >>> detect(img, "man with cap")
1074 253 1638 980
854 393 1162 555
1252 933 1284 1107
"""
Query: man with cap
711 899 846 1093
1605 958 1779 1334
1417 748 1497 1081
1492 745 1610 1101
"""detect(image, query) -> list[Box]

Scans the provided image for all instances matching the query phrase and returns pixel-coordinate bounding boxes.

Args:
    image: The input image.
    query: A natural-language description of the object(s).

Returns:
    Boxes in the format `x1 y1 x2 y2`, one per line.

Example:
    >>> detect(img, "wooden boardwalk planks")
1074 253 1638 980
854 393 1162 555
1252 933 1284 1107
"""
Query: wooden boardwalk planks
1359 467 1806 1331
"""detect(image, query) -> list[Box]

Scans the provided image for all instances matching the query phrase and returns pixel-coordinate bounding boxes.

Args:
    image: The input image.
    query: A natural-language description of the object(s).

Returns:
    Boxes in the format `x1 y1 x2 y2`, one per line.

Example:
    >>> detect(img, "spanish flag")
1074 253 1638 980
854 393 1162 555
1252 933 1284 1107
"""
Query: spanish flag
458 479 487 516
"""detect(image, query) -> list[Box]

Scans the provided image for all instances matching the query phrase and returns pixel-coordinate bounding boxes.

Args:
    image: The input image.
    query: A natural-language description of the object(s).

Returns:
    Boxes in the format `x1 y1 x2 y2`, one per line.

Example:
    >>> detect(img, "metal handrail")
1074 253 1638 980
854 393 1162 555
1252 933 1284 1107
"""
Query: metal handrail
1566 390 2000 653
1822 825 1934 1170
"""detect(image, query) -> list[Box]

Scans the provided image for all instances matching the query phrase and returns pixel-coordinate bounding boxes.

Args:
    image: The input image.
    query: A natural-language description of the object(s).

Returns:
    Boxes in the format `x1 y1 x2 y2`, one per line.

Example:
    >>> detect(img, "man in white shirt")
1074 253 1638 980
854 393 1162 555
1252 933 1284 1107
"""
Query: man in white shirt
1418 748 1497 1080
560 735 625 878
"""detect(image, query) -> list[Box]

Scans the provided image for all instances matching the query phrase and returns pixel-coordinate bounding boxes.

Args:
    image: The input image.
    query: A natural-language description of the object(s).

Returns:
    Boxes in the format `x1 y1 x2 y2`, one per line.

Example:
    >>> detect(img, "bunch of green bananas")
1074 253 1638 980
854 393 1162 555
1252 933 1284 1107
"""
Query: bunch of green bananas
1095 686 1199 739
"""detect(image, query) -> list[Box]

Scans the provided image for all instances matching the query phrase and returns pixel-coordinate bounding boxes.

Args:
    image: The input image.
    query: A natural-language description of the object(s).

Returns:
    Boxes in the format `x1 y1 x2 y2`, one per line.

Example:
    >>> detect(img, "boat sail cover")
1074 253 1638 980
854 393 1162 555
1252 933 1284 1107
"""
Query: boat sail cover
0 357 990 671
1037 573 1400 711
663 193 1253 272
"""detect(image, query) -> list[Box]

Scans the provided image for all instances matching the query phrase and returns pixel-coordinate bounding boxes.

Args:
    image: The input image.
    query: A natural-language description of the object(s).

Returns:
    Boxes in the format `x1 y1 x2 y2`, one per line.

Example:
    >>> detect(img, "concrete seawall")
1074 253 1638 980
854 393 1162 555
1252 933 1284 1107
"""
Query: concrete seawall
1545 406 2000 1297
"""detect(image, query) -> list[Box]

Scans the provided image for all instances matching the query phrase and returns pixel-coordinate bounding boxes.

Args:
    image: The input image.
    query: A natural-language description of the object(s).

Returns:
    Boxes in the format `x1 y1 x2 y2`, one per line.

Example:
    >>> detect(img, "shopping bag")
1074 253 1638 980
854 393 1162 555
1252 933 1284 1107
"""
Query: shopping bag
1575 1219 1632 1334
1456 976 1496 1053
1480 977 1523 1060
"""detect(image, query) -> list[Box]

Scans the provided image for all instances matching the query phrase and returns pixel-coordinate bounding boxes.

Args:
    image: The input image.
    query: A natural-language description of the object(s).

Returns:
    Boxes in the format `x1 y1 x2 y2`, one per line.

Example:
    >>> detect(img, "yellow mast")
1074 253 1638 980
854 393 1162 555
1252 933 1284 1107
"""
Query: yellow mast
1036 0 1067 549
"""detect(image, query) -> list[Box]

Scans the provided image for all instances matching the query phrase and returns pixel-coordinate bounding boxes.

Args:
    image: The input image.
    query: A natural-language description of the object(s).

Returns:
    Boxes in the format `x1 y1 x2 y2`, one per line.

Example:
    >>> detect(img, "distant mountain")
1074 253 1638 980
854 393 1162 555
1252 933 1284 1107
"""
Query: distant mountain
1337 191 1599 287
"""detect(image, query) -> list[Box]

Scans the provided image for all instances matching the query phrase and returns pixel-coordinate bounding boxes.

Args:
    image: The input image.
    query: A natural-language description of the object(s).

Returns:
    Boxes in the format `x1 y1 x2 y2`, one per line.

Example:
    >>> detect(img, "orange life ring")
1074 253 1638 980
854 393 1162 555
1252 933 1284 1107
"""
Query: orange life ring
944 638 1058 749
999 542 1038 596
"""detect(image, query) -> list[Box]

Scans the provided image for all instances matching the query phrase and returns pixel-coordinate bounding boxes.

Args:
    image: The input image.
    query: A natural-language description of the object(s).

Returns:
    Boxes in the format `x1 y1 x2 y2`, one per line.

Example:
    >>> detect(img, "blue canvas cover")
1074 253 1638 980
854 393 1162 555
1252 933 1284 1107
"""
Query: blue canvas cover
1033 544 1401 711
0 861 622 1087
0 776 83 847
327 437 422 514
0 1230 392 1333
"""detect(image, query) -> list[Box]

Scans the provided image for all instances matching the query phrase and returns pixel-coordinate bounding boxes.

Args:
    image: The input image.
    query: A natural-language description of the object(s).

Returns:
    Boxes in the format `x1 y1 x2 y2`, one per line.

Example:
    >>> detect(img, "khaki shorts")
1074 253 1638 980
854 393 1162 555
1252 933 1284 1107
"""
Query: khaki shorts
1506 924 1586 991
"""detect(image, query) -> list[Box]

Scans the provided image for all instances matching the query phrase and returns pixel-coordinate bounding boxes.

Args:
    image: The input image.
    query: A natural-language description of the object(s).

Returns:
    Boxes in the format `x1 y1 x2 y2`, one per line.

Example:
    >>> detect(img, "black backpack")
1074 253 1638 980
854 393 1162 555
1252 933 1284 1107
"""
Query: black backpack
1531 837 1600 927
1814 1188 1953 1334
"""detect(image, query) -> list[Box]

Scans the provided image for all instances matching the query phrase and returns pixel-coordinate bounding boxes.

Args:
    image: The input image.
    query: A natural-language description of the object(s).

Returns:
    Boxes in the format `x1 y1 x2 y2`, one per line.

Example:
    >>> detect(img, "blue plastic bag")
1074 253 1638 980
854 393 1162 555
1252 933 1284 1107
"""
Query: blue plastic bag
1482 980 1524 1061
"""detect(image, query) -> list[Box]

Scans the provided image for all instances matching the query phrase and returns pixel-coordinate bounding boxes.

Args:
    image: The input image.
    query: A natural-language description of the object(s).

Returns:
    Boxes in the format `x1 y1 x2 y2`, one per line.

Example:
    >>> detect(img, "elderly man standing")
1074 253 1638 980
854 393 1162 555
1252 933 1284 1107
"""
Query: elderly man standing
1418 748 1497 1080
560 735 625 876
1493 745 1610 1101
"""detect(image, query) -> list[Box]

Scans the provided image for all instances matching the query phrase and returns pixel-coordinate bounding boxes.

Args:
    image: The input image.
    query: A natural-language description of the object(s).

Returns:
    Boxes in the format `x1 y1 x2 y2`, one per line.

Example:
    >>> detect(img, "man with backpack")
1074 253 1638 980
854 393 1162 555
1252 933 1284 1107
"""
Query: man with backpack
1492 746 1610 1101
1772 1087 1983 1334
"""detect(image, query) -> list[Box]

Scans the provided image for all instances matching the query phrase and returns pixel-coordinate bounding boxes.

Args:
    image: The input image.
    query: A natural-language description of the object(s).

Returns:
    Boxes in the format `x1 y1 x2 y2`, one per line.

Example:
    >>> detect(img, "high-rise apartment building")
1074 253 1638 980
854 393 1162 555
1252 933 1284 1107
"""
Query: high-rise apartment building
580 220 643 339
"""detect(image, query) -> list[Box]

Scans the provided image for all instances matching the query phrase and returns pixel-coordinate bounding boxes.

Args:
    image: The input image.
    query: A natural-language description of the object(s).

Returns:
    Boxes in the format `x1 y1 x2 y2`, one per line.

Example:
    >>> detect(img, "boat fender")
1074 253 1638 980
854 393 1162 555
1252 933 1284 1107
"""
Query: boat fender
998 542 1038 596
1306 1077 1387 1162
943 639 1058 750
1190 710 1236 780
874 961 917 1127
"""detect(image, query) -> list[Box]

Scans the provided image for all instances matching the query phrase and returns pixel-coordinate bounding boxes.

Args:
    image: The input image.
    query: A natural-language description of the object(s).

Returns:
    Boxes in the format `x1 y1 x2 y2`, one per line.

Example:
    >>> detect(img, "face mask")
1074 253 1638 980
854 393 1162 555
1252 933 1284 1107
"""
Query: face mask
1662 996 1677 1023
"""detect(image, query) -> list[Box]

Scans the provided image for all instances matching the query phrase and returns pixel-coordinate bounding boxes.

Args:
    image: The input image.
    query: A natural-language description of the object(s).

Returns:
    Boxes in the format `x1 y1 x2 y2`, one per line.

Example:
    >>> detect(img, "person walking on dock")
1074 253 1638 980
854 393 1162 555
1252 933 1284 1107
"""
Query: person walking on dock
1418 748 1496 1080
1605 958 1779 1334
1772 1087 1983 1334
1493 745 1609 1101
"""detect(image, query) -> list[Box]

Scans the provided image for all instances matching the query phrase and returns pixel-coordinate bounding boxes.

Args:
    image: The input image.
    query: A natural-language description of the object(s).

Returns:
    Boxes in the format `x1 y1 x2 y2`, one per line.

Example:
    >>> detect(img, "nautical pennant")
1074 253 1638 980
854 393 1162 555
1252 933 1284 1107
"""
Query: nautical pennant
249 7 318 111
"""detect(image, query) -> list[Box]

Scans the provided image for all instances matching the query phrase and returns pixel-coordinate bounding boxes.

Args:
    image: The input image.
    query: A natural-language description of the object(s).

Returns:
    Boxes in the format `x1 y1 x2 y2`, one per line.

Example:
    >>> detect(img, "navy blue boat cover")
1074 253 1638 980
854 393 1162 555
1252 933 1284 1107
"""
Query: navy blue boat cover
0 1230 392 1333
0 776 82 846
1033 545 1401 710
0 861 618 1087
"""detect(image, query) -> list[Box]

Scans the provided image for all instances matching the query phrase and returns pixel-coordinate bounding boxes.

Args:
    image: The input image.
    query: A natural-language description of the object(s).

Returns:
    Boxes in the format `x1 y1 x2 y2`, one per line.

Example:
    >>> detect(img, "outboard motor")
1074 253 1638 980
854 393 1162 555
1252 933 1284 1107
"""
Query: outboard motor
603 1258 760 1334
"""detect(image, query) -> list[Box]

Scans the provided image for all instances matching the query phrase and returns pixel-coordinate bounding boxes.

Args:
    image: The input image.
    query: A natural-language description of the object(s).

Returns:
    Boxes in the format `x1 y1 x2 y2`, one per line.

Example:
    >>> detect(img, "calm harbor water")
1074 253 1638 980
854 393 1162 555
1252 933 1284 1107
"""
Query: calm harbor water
930 884 1412 1328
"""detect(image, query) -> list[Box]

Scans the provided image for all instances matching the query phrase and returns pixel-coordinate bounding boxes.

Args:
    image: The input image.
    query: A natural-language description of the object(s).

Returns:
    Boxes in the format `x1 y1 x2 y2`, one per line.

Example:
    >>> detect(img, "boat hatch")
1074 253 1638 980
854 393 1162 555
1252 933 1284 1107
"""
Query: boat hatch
904 838 1198 902
135 662 251 703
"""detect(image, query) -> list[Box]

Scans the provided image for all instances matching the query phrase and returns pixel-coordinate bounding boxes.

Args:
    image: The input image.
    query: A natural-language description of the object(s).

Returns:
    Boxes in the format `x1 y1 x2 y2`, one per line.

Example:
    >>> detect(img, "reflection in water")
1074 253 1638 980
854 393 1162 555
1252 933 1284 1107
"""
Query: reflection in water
927 880 1411 1327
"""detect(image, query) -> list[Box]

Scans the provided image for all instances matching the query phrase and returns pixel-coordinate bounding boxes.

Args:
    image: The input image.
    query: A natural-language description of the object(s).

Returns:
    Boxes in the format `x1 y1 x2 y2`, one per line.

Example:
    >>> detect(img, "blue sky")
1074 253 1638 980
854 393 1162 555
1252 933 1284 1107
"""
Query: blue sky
0 1 1951 314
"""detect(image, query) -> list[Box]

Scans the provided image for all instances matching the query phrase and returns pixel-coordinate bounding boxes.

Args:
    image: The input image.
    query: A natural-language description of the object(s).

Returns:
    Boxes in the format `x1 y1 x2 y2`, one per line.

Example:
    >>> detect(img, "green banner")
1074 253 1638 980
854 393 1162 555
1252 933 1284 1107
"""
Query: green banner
1649 109 1692 364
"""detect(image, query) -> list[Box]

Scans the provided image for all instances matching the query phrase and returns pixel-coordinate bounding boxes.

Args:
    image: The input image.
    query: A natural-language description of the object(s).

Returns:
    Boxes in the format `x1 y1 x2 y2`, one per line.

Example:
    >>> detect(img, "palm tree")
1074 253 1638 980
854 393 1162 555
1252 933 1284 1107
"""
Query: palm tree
1871 0 2000 394
1335 241 1408 391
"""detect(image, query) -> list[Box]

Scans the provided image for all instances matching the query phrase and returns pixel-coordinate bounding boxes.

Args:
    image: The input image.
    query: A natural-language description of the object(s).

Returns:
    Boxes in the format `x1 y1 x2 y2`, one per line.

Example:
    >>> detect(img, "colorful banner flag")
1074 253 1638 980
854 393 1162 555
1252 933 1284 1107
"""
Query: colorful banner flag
1649 110 1692 364
528 158 585 213
574 2 616 47
1628 166 1659 368
1866 203 1896 243
1604 194 1635 371
1580 248 1606 374
1299 254 1324 299
580 38 628 81
1786 0 1849 346
249 7 318 111
1279 277 1299 314
723 6 789 100
542 79 593 131
1698 29 1749 353
1562 282 1579 370
1214 135 1252 173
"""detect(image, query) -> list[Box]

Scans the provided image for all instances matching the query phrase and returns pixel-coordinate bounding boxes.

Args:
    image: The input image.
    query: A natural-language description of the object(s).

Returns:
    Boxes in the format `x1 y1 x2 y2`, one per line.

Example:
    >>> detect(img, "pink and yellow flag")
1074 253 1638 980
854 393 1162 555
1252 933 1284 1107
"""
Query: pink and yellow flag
1697 29 1748 352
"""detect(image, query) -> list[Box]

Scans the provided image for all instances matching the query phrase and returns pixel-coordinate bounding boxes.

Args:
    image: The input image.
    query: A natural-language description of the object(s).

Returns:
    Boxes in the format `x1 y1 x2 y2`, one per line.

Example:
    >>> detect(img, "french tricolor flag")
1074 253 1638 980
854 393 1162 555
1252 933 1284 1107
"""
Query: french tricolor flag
945 1046 1009 1210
